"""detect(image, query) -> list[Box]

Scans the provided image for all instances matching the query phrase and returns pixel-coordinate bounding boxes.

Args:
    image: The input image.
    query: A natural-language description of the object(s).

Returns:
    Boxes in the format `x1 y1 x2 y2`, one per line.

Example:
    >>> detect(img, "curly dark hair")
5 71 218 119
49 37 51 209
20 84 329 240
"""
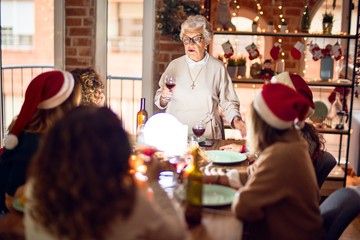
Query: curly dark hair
70 68 105 106
28 106 135 239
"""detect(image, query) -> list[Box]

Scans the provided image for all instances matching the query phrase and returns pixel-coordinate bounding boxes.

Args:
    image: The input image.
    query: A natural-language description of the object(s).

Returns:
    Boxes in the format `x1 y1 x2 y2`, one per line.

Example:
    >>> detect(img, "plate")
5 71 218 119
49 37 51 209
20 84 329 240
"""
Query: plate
310 101 329 123
12 197 24 212
203 184 237 207
205 150 247 165
176 184 237 207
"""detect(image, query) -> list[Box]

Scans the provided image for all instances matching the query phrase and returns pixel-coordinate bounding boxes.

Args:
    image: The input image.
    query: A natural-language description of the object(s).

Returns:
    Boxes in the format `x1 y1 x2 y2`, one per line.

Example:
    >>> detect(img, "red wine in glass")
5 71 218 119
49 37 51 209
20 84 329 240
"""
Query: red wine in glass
192 127 205 137
192 121 206 142
166 82 176 90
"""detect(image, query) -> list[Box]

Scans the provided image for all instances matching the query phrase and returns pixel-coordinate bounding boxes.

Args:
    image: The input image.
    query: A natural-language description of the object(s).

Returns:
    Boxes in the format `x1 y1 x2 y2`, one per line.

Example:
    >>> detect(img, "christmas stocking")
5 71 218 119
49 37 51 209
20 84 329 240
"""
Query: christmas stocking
221 40 234 58
270 42 281 61
333 42 342 61
309 42 323 61
245 42 260 60
291 41 305 60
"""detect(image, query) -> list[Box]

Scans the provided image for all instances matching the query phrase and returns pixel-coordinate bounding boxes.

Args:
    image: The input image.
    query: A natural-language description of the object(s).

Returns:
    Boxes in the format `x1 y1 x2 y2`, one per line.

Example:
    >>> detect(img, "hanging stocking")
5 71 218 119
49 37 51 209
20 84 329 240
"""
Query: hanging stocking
245 42 260 60
270 42 281 61
291 41 305 60
333 42 342 61
308 42 323 61
221 40 234 58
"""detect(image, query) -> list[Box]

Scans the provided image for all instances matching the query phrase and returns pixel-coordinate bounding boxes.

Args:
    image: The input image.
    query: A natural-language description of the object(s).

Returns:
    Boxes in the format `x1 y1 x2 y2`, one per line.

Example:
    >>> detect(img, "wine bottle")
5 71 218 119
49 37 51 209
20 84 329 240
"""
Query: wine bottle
136 97 148 129
184 146 203 226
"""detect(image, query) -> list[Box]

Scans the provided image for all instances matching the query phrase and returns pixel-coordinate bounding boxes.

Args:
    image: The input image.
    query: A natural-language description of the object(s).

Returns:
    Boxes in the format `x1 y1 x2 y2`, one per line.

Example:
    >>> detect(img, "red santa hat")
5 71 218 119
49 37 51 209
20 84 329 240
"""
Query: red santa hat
254 83 310 130
270 72 315 119
3 70 75 150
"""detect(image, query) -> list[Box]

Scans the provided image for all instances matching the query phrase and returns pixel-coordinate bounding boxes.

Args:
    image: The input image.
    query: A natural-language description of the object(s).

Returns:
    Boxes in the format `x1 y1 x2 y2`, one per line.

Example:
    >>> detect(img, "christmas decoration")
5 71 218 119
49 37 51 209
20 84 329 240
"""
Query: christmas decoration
245 42 260 60
309 42 323 61
333 42 342 61
328 87 350 113
291 41 305 60
270 42 281 61
215 0 236 31
260 59 275 81
301 2 311 33
222 40 234 58
156 0 202 41
322 44 333 57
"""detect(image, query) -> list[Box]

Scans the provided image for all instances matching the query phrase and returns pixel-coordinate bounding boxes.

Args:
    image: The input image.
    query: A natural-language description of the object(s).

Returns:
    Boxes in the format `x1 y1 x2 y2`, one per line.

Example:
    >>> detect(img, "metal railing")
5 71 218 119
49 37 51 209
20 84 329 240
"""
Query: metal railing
0 65 142 140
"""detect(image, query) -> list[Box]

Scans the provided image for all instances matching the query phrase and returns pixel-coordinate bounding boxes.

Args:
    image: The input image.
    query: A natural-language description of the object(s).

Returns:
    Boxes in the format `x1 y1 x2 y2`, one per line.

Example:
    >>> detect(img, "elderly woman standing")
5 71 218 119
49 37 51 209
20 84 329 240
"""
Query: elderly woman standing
154 15 246 140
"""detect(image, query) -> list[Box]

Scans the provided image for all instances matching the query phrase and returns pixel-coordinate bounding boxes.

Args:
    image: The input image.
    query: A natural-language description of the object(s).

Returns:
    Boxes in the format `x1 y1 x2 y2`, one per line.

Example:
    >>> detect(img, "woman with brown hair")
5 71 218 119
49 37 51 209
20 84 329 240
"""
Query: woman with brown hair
25 106 186 240
0 70 82 214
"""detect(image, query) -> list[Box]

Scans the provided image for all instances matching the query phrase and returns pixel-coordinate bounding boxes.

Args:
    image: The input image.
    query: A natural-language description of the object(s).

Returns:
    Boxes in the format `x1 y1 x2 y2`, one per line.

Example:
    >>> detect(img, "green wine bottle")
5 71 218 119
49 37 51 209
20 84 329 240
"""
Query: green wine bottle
185 146 203 226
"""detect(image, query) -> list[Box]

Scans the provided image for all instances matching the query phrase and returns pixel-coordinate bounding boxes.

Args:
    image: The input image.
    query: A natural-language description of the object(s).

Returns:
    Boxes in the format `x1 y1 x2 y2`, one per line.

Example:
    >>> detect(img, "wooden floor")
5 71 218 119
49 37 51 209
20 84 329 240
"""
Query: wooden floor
339 174 360 240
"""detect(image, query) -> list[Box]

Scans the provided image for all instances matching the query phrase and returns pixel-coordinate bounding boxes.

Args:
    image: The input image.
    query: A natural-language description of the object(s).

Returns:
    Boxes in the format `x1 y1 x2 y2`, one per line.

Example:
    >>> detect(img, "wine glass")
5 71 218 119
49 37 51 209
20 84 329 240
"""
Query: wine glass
192 121 206 143
165 75 176 91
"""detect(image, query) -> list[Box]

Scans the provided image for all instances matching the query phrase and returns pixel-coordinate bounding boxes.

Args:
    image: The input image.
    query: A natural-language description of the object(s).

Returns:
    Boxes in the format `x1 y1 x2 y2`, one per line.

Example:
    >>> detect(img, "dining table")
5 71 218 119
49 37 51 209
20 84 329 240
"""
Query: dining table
0 139 247 240
186 139 247 240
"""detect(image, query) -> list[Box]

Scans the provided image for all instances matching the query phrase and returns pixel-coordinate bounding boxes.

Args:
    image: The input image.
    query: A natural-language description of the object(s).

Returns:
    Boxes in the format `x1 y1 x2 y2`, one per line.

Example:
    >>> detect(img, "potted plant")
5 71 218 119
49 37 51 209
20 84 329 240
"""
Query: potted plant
322 11 334 34
227 57 238 78
236 56 247 77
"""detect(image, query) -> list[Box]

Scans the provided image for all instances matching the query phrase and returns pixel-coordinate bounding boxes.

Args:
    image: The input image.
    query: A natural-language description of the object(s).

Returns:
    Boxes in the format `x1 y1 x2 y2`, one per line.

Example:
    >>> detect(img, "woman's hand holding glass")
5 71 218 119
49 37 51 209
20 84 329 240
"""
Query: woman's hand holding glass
160 75 176 106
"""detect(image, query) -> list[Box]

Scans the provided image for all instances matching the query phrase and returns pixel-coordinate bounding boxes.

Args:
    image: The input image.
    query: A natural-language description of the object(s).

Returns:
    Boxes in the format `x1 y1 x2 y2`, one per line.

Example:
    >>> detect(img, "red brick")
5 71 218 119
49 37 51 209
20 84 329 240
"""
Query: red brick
66 18 82 26
69 27 93 36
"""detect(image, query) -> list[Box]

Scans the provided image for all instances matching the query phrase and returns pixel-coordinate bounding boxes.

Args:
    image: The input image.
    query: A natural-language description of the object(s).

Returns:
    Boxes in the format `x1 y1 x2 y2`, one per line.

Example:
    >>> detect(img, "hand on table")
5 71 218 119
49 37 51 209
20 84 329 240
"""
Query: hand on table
219 143 246 153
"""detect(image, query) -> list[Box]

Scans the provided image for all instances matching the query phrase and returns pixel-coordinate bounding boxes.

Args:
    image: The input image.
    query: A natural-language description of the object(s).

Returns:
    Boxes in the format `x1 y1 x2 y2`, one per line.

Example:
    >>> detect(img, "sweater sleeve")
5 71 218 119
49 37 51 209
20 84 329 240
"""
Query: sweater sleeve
215 59 242 125
231 147 291 222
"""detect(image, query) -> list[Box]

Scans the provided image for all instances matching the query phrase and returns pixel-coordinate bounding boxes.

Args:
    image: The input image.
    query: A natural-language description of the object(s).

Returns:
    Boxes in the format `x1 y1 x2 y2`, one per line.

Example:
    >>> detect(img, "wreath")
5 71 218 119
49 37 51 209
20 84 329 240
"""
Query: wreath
156 0 202 42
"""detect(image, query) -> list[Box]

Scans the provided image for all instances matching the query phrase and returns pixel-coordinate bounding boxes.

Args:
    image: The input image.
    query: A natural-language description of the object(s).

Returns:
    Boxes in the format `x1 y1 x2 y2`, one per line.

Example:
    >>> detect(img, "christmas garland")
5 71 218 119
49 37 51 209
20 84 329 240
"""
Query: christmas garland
156 0 202 41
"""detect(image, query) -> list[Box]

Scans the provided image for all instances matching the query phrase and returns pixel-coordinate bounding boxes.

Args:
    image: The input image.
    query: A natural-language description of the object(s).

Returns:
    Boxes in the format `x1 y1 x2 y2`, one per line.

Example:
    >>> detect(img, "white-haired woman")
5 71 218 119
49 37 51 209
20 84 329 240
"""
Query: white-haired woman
154 15 246 140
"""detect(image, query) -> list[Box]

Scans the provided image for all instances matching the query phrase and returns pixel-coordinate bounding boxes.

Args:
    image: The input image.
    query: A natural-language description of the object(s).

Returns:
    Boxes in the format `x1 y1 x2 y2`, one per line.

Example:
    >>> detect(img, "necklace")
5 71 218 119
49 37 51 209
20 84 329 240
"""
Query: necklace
187 64 203 89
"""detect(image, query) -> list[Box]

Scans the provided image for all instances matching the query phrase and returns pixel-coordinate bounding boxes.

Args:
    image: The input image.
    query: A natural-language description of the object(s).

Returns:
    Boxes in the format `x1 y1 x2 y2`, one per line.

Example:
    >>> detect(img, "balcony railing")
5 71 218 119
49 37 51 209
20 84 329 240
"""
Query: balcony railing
1 65 142 140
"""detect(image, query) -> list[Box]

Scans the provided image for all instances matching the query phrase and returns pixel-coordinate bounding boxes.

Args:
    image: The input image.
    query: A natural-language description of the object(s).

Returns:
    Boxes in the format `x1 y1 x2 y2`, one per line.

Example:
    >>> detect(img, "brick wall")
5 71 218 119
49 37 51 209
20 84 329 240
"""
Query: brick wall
64 0 96 71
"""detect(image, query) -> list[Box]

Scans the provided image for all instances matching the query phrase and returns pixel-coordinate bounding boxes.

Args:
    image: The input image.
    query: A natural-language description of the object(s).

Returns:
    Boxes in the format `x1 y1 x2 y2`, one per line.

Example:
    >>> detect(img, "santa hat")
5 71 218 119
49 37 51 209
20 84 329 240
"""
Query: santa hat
254 83 310 130
271 72 315 119
3 70 75 150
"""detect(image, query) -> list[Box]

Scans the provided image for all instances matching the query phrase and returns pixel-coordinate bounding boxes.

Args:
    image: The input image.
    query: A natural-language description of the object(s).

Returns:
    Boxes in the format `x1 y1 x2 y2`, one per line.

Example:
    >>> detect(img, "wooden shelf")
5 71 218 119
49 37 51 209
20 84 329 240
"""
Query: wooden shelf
231 78 353 87
214 30 357 39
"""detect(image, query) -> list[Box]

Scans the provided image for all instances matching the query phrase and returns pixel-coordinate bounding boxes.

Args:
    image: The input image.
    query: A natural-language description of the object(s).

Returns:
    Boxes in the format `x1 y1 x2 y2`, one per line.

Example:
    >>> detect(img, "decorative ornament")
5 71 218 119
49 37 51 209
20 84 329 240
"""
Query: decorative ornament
333 41 342 61
156 0 202 41
322 44 333 57
260 59 275 81
245 42 260 60
308 42 323 61
222 40 234 58
291 41 305 60
270 42 281 61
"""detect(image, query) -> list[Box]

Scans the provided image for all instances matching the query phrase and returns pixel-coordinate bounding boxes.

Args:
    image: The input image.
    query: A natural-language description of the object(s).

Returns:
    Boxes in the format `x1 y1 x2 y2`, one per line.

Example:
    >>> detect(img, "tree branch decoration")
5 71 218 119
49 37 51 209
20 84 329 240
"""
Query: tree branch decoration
156 0 202 42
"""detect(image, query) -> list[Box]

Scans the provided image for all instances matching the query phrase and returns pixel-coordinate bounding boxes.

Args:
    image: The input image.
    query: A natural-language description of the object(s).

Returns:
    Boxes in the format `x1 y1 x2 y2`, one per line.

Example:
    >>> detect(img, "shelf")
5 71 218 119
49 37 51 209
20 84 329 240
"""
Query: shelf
214 30 357 39
231 78 353 87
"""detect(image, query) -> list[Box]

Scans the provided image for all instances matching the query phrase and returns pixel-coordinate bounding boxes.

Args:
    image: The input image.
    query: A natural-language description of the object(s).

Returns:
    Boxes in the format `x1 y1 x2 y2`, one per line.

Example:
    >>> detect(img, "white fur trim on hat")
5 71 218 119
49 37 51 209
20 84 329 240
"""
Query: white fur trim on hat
254 89 294 129
270 72 295 90
3 133 19 150
38 71 75 109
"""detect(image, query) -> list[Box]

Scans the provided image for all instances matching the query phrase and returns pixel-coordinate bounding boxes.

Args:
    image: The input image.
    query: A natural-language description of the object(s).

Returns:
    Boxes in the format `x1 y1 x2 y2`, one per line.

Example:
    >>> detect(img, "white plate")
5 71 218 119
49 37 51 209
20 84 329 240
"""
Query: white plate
205 150 247 165
202 184 237 207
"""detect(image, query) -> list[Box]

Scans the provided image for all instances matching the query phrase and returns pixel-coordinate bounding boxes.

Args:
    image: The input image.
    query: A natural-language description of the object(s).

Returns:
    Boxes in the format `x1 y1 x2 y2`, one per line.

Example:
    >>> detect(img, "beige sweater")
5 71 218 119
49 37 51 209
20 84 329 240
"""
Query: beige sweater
154 53 241 139
232 130 324 240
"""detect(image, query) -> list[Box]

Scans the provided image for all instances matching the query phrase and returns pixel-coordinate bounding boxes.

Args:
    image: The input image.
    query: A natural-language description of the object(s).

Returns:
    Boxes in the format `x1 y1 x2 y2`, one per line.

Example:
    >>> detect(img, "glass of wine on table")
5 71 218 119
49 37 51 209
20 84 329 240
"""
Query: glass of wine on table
192 121 206 143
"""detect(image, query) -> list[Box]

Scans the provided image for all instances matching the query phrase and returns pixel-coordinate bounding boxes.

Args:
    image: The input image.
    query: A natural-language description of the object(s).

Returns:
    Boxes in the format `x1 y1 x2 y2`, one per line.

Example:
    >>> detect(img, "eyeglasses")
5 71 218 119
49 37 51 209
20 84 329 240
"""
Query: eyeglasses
182 35 203 45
